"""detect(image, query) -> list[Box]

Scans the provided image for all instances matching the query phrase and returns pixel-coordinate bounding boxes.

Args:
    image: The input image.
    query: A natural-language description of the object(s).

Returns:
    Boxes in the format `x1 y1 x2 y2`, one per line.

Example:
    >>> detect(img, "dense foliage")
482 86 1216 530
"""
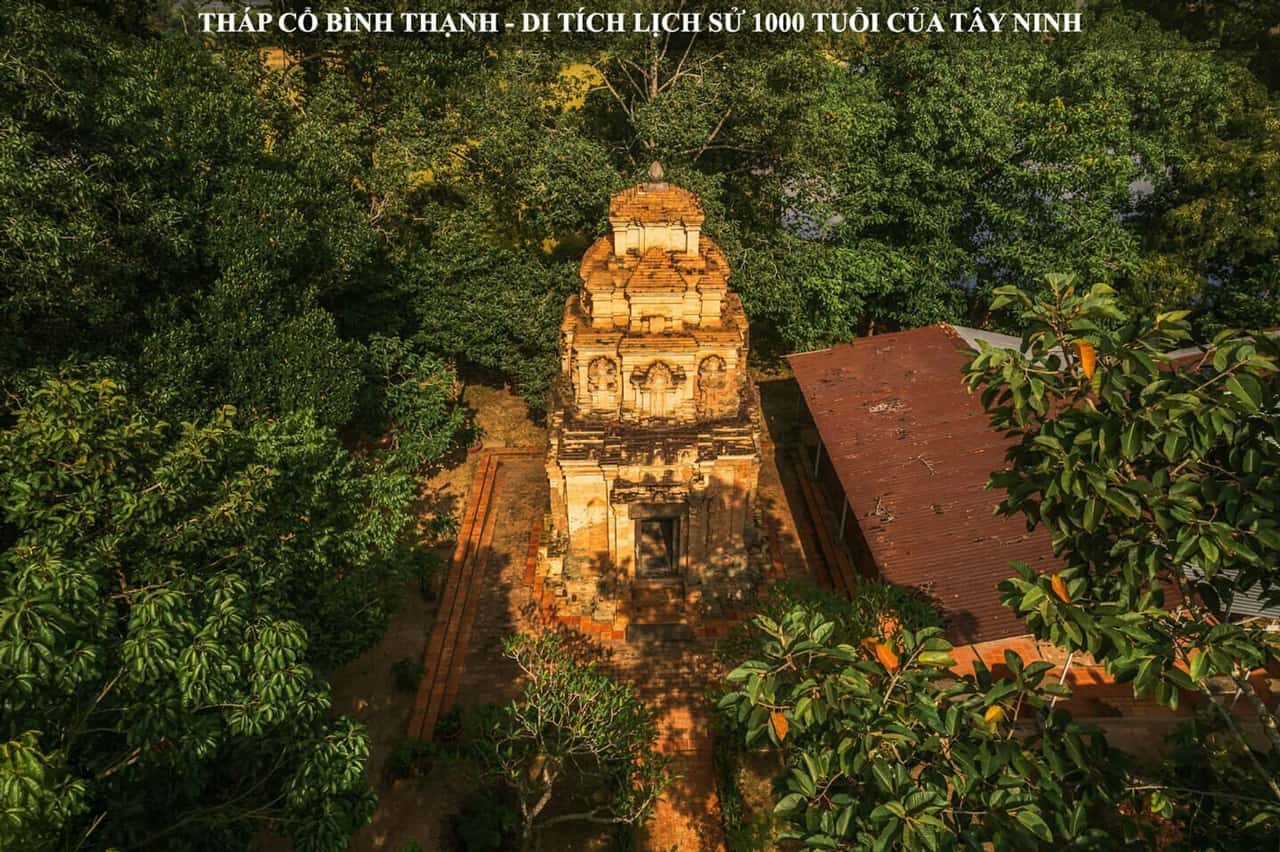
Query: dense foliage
364 335 468 471
3 1 1278 849
2 5 467 845
964 276 1280 846
0 378 425 849
718 584 1135 850
480 632 670 850
5 2 1279 404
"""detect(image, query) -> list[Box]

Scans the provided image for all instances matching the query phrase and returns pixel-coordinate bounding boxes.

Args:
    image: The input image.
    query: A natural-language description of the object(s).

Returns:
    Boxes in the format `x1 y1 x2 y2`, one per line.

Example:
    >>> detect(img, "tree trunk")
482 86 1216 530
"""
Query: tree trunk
1200 681 1280 803
520 763 559 852
1231 669 1280 758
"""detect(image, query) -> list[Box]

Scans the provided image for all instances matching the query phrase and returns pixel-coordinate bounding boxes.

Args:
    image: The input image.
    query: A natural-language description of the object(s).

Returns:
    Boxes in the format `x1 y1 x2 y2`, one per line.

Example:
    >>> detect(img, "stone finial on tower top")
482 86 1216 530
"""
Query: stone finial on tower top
607 161 704 248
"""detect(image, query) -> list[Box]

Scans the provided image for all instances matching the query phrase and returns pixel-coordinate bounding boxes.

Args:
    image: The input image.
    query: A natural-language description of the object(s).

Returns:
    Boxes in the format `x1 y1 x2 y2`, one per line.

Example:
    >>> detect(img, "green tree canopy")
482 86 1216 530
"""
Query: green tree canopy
718 583 1135 850
5 2 1277 399
964 274 1280 844
0 377 423 849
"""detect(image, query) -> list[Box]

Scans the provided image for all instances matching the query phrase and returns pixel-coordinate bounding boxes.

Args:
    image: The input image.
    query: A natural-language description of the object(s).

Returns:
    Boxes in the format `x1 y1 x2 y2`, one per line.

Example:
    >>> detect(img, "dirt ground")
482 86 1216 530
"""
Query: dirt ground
460 382 548 450
330 574 462 852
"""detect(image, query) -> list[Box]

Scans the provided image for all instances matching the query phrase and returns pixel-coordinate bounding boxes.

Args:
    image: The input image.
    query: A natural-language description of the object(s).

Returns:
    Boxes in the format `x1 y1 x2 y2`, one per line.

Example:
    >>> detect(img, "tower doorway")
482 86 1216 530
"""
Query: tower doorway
636 517 679 578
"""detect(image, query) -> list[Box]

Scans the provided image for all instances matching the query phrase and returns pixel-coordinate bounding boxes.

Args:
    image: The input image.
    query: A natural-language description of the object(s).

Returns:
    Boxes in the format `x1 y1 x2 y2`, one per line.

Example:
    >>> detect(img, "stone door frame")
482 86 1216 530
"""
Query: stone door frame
628 502 689 580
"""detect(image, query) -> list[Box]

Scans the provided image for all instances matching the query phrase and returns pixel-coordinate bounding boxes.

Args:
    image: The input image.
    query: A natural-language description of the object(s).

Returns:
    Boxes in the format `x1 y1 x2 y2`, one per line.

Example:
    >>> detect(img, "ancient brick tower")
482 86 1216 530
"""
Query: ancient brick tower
545 163 761 616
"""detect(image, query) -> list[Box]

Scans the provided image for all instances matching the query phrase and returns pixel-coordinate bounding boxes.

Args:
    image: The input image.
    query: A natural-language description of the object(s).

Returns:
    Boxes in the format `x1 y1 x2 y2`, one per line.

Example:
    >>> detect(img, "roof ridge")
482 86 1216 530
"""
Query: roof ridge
787 324 960 362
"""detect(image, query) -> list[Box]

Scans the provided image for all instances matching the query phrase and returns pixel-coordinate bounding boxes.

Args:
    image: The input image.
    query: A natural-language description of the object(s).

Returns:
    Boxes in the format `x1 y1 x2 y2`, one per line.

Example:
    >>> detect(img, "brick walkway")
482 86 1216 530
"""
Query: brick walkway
619 643 726 852
451 452 548 709
410 445 813 850
409 449 542 739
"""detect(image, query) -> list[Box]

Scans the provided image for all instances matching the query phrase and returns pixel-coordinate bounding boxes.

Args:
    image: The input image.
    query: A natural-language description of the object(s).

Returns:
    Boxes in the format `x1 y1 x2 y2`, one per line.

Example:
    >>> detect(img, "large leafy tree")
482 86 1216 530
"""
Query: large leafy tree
9 1 1278 400
0 3 383 424
718 584 1135 850
0 377 423 849
1134 84 1280 338
964 275 1280 843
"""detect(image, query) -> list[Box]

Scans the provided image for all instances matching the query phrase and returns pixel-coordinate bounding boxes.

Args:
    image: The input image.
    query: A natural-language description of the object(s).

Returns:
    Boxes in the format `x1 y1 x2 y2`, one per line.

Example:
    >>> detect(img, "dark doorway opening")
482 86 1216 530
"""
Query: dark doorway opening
636 517 679 578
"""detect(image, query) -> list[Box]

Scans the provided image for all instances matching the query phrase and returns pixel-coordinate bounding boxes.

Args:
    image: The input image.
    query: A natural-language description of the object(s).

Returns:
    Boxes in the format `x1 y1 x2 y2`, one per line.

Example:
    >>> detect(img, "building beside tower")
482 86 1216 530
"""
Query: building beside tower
544 163 761 618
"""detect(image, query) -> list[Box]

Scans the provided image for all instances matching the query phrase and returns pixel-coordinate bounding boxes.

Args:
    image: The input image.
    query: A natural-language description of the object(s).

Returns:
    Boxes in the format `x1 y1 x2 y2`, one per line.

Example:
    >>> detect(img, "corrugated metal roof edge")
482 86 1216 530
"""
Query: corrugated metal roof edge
786 323 1220 364
786 323 956 364
1184 567 1280 620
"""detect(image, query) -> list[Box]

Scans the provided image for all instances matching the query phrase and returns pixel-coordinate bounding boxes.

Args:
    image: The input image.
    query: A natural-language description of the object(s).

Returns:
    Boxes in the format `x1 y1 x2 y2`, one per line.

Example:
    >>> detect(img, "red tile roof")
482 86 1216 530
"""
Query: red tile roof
787 324 1060 643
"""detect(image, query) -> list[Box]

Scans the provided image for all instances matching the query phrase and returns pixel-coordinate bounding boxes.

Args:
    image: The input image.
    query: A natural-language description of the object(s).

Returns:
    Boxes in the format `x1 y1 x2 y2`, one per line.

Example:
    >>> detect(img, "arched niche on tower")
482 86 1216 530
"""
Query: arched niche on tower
586 356 619 413
630 360 685 419
697 354 735 419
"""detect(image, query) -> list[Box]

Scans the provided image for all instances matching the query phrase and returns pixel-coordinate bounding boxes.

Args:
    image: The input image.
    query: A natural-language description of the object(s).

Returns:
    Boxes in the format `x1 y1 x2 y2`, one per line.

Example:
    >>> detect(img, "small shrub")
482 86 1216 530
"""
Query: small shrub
458 702 503 746
397 842 425 852
418 550 446 599
391 657 423 693
384 737 435 781
434 705 464 743
479 633 671 846
613 822 640 852
453 786 518 851
424 513 459 544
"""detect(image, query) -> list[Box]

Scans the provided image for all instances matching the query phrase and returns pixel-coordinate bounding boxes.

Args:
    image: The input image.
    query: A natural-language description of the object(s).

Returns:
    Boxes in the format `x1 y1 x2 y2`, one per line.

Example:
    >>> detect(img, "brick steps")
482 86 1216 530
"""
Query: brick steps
629 585 690 626
629 608 688 621
626 623 696 643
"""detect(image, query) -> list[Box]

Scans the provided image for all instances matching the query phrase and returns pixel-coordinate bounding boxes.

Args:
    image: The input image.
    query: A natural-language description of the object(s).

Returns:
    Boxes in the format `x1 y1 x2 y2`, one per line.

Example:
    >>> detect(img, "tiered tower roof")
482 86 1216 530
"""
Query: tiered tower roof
578 163 730 332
